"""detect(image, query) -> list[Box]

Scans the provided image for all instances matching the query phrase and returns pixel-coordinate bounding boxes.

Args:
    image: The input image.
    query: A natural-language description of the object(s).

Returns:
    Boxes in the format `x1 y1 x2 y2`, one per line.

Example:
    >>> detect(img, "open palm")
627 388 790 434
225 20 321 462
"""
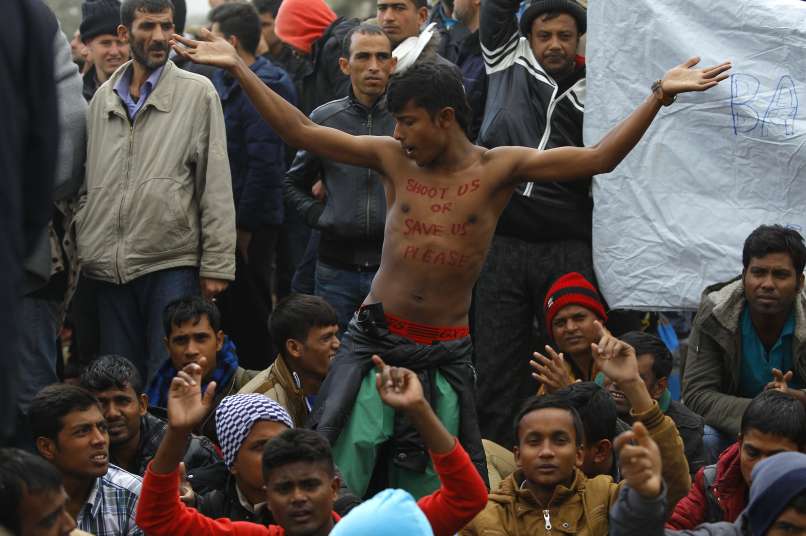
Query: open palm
167 362 217 431
171 28 239 69
662 57 731 95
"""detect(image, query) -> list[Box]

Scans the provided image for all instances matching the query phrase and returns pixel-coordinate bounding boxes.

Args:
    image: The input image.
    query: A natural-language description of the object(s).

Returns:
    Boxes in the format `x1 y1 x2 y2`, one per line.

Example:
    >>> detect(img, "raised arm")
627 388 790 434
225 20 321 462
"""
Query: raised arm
172 29 396 173
495 57 731 185
479 0 521 68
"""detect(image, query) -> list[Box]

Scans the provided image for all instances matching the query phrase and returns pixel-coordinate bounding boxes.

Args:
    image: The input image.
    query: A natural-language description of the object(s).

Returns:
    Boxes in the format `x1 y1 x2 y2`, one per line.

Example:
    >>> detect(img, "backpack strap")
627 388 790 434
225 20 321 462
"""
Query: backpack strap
702 464 724 523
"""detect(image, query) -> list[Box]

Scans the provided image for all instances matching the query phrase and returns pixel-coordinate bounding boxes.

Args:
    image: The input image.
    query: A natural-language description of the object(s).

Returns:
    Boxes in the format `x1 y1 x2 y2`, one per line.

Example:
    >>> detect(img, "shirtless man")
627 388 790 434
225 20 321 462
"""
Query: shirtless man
172 29 730 496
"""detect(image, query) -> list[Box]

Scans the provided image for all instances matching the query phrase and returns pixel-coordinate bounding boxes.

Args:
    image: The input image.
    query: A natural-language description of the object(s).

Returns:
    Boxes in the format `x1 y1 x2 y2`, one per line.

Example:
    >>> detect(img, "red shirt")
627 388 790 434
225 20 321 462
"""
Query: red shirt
136 439 488 536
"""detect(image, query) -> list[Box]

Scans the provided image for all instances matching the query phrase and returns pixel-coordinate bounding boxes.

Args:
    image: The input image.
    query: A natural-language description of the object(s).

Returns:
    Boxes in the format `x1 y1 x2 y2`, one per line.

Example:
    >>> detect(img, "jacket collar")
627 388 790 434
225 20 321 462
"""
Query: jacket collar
494 469 585 508
103 59 176 118
714 441 746 499
273 355 305 398
348 85 387 115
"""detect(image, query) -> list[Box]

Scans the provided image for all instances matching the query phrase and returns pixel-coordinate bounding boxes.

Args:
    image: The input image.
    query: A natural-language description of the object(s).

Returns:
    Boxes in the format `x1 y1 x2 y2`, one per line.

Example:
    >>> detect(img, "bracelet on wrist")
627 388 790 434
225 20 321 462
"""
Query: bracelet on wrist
651 79 676 106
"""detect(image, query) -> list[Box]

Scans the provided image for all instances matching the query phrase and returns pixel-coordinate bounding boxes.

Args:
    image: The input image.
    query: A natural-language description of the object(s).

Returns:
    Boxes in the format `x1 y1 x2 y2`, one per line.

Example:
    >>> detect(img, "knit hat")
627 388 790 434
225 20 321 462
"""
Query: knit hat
215 394 294 468
544 272 607 332
519 0 587 37
746 452 806 536
275 0 337 55
80 0 122 43
330 489 434 536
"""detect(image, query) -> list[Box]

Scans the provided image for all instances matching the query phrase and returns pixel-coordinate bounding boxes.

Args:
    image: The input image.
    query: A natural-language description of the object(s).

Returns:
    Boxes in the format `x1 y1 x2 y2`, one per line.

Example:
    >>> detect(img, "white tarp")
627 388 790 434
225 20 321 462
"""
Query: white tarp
585 0 806 310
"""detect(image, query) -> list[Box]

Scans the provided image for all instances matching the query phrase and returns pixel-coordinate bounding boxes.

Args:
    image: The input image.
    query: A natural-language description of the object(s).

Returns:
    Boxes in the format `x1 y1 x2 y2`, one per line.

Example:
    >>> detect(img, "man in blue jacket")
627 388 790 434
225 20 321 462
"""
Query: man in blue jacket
209 2 298 368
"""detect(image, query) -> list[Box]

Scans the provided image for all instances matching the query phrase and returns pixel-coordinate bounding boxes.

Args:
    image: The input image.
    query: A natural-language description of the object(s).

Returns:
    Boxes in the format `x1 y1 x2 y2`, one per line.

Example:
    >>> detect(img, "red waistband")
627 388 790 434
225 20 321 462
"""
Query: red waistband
384 312 470 345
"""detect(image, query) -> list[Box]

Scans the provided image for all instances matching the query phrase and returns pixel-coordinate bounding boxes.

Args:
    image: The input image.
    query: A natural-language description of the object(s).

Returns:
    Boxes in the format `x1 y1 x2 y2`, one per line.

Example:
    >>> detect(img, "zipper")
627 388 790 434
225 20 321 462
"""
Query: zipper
365 111 373 241
115 114 137 284
523 80 559 197
543 509 552 533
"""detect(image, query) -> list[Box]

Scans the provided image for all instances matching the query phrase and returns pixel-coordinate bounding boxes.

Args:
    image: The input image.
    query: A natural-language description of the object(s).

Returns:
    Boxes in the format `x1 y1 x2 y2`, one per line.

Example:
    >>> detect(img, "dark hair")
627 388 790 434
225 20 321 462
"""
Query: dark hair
741 390 806 448
121 0 175 29
554 382 617 445
514 394 585 446
0 448 64 534
252 0 281 17
387 62 472 136
29 384 101 442
790 490 806 514
269 294 338 359
80 355 144 396
340 23 389 59
210 3 261 55
411 0 428 8
742 225 806 275
262 429 335 481
620 331 673 381
163 295 222 338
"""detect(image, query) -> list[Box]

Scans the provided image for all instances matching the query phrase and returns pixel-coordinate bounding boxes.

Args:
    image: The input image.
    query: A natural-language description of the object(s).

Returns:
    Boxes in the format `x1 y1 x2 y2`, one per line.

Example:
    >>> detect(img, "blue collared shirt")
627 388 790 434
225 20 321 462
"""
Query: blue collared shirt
738 304 801 397
113 64 165 121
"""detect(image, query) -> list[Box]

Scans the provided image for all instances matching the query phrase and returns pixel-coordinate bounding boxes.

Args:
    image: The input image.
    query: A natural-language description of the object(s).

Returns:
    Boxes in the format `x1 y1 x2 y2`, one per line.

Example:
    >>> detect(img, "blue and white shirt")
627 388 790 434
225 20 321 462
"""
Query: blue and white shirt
76 464 144 536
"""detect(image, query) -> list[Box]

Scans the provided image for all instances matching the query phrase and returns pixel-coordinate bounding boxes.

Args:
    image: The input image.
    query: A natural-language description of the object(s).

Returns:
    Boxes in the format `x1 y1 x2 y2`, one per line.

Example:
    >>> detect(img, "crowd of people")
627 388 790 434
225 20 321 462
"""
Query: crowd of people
2 0 805 535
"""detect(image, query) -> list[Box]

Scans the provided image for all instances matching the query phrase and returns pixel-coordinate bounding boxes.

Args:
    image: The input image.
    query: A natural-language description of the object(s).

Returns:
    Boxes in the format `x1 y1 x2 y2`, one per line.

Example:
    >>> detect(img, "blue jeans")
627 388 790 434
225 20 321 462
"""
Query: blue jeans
314 260 376 335
95 267 199 384
703 424 736 465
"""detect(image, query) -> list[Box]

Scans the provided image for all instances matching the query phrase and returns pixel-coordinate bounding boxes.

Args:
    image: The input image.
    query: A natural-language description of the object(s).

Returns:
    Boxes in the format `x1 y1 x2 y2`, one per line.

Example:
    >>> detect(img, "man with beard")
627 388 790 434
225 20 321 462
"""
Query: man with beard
29 384 144 535
76 0 236 384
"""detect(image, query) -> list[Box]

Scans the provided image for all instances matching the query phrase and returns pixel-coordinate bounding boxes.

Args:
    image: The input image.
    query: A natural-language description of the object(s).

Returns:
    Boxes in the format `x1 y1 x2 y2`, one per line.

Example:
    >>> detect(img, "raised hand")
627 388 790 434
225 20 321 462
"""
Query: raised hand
167 360 217 432
590 321 640 385
372 355 426 413
530 346 574 394
615 421 663 498
662 57 731 96
171 28 240 69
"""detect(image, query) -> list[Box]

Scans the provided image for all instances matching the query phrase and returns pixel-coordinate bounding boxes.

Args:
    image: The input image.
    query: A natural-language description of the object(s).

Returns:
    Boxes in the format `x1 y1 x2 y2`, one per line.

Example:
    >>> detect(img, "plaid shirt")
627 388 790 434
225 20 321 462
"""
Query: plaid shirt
76 464 144 536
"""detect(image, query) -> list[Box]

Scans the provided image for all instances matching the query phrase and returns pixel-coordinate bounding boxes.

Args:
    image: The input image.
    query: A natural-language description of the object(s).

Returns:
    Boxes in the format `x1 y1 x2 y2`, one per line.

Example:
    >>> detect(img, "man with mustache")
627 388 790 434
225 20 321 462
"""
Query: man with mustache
683 224 806 464
472 0 598 448
76 0 236 385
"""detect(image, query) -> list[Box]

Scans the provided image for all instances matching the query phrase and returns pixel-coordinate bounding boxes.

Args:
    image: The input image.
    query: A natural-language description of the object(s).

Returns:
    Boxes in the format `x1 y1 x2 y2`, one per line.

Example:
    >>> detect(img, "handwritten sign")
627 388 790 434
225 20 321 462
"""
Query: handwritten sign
585 0 806 310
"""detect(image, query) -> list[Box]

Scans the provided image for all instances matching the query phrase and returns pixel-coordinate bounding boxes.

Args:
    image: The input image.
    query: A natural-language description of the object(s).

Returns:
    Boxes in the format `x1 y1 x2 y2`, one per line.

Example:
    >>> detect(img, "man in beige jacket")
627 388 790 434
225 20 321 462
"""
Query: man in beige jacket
238 294 339 426
77 0 235 383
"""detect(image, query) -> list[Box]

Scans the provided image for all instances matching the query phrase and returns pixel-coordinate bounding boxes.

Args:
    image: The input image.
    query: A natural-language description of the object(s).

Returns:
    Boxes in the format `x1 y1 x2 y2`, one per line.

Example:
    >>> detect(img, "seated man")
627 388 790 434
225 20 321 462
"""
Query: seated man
531 272 609 393
601 330 706 478
146 296 259 442
555 381 620 480
0 447 79 536
461 323 690 535
238 294 340 426
80 354 221 476
667 389 806 530
135 355 488 536
683 225 806 462
29 384 143 536
610 435 806 536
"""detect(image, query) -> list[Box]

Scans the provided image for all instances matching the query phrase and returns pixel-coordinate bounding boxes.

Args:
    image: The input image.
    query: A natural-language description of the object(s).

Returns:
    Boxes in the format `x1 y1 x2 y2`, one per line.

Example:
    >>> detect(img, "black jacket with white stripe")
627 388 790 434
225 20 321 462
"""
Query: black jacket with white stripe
479 0 592 243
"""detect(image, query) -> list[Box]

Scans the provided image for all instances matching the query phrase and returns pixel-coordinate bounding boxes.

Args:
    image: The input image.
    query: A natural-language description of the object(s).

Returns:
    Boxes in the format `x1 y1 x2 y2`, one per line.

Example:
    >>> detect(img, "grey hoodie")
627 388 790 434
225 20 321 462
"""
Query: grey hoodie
609 451 806 536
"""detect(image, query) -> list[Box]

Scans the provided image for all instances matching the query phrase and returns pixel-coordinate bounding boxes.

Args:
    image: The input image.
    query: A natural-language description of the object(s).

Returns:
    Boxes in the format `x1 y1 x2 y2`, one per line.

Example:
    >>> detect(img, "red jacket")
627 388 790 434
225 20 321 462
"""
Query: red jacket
666 441 747 530
136 439 487 536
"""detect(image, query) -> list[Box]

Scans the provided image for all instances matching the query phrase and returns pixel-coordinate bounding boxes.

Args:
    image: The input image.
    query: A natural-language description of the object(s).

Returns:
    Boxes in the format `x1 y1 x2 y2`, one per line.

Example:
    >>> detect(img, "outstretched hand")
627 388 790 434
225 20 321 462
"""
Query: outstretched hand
591 321 640 385
167 359 217 431
615 421 663 498
662 57 731 96
530 346 574 394
171 28 241 69
372 355 426 413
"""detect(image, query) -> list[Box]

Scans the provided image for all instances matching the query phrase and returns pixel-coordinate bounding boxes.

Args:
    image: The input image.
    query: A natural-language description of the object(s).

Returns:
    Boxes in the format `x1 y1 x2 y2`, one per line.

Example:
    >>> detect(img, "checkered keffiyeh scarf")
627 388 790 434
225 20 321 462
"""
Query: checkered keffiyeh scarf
215 394 294 468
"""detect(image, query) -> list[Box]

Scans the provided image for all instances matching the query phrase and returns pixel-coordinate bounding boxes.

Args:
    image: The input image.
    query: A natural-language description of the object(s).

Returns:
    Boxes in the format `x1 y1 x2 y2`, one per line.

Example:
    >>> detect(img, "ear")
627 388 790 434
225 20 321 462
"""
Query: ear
652 377 668 399
117 24 129 42
437 106 456 128
330 474 340 499
417 6 429 25
138 393 149 416
227 34 239 51
798 273 805 291
163 336 171 351
593 439 613 464
338 56 350 76
215 330 224 352
575 444 585 468
389 55 398 73
513 445 521 468
37 437 57 461
286 338 304 359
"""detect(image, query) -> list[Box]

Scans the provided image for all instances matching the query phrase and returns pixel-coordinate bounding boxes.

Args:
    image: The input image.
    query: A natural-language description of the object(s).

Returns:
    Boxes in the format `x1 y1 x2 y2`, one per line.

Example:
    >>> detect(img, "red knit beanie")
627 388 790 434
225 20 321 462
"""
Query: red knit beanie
275 0 337 55
543 272 607 333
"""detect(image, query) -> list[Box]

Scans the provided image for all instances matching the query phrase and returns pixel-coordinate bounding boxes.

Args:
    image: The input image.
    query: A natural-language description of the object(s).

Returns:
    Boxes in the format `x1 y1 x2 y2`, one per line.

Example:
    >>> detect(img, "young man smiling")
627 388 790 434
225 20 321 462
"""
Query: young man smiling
461 324 691 535
80 354 220 476
171 26 729 496
29 384 143 536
